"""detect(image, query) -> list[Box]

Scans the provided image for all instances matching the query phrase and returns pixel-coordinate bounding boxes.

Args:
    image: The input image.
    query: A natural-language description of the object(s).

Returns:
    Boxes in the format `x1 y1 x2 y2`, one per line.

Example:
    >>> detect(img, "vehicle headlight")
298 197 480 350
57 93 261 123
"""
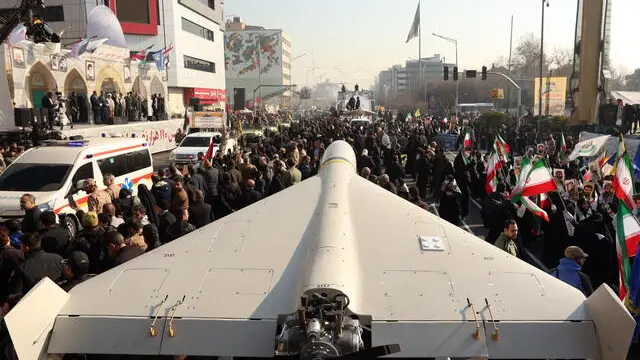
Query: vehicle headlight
37 199 56 212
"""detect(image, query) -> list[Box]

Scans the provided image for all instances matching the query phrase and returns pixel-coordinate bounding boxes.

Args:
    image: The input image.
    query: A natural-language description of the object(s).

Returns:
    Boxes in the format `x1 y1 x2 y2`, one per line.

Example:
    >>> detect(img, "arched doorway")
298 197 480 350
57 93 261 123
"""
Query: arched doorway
63 69 87 97
26 62 57 108
132 76 147 98
150 76 164 97
95 65 124 97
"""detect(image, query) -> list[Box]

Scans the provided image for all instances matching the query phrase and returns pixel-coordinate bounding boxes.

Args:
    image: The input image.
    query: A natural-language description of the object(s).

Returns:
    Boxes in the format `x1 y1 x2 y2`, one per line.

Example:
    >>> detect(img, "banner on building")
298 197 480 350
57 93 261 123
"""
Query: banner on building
489 88 504 100
533 76 567 116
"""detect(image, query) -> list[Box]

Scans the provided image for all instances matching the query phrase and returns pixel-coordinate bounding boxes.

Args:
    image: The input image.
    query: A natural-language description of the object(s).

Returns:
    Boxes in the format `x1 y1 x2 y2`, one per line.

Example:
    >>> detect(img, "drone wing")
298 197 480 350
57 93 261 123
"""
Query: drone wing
7 140 635 359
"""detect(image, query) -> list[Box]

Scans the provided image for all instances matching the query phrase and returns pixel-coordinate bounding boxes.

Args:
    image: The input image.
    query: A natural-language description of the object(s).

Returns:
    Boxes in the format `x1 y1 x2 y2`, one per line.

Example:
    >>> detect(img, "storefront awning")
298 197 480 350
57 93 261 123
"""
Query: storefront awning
610 90 640 106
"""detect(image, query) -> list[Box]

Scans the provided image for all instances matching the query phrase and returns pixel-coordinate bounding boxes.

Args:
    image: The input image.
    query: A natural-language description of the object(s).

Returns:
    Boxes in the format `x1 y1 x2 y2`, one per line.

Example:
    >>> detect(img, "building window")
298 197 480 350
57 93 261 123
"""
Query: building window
156 0 161 24
282 49 291 59
208 0 215 10
182 18 214 42
41 6 64 22
115 0 150 24
107 0 158 35
283 74 291 81
283 62 291 70
184 55 215 73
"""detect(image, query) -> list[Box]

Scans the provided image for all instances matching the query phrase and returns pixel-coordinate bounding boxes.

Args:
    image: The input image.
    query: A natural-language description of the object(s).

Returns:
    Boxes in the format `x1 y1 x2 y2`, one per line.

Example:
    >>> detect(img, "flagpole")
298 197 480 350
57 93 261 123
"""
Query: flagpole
418 0 424 110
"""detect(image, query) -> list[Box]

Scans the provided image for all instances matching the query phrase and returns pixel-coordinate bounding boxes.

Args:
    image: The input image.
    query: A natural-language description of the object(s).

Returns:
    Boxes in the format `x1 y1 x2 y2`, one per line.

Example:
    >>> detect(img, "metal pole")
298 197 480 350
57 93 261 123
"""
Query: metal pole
419 0 423 109
258 35 262 110
538 0 546 129
454 39 459 120
507 15 513 114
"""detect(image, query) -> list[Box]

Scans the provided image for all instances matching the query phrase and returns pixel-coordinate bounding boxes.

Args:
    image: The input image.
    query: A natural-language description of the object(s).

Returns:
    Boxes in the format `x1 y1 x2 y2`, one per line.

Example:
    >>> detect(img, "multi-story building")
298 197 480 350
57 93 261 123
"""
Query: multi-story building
224 17 292 110
0 0 226 115
376 54 453 103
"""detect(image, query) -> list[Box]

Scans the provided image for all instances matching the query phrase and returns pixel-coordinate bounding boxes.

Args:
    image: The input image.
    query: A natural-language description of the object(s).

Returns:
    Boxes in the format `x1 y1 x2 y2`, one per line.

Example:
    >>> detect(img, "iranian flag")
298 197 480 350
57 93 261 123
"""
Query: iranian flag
616 201 640 299
519 195 549 222
494 134 511 162
460 149 471 166
539 192 552 209
463 130 473 149
520 159 558 197
559 133 567 152
485 152 501 194
612 144 636 210
509 155 532 198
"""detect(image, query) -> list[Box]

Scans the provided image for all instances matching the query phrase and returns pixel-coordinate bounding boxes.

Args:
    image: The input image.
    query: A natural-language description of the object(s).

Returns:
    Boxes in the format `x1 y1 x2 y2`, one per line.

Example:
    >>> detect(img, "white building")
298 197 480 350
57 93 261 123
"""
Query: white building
0 0 226 116
224 18 292 110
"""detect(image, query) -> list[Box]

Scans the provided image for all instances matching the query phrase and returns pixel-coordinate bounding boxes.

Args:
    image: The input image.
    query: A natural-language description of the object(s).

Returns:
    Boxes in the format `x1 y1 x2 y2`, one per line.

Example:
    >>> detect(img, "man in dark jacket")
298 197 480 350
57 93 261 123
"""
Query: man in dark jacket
103 231 145 271
11 233 63 294
58 251 95 292
240 179 263 208
0 227 23 301
38 211 70 256
189 190 213 228
20 194 41 234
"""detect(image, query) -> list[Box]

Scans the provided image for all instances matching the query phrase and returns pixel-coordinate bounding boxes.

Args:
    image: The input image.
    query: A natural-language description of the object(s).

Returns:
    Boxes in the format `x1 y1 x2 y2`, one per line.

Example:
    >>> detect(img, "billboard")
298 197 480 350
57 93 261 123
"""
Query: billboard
224 31 283 79
533 76 567 116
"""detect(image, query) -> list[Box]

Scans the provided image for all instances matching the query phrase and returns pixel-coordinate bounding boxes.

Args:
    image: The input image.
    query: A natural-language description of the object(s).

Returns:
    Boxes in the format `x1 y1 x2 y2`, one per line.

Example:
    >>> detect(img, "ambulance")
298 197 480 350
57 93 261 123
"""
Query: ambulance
0 137 153 237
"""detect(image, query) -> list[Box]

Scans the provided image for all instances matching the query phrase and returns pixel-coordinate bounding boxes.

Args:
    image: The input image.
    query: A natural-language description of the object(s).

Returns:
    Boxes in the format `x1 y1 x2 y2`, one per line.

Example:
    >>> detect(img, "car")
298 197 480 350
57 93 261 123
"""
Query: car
169 132 235 165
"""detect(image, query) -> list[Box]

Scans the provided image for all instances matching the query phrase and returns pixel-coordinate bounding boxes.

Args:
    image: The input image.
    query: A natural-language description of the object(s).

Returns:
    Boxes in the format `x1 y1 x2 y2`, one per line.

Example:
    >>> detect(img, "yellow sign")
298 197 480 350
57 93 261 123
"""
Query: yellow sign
489 88 504 100
533 76 567 116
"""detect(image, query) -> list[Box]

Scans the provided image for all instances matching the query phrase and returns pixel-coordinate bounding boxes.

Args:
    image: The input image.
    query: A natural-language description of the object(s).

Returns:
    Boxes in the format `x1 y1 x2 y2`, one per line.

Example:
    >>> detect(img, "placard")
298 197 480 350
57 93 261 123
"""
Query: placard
191 111 224 128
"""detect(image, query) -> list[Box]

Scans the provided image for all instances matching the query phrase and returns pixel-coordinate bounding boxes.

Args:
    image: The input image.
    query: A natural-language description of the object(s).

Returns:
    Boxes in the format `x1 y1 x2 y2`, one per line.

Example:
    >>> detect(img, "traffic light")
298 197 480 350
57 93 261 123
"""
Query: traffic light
453 67 458 81
481 66 487 80
443 66 449 81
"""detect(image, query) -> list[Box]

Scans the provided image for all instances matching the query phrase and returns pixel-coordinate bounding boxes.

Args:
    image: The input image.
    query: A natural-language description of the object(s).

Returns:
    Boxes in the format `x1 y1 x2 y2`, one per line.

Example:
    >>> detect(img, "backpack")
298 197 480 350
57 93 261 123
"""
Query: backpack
549 268 591 296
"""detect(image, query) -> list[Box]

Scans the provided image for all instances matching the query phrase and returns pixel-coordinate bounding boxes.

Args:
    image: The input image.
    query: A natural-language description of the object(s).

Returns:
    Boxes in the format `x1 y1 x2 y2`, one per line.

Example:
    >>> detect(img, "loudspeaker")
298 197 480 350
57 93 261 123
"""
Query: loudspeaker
14 108 32 127
233 88 245 110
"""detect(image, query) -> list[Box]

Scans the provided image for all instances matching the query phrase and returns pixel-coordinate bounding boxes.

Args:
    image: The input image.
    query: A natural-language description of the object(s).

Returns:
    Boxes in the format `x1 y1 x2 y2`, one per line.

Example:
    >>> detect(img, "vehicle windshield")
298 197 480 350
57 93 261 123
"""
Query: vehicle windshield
0 163 71 192
180 136 213 147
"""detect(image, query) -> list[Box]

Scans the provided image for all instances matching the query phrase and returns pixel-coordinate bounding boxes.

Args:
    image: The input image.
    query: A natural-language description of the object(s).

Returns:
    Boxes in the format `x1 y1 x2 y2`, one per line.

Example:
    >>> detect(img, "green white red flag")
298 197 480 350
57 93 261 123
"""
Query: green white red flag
485 152 501 194
616 201 640 299
405 3 420 43
463 129 473 149
519 195 549 222
612 138 636 210
559 133 567 152
519 159 558 197
493 134 511 162
509 155 532 198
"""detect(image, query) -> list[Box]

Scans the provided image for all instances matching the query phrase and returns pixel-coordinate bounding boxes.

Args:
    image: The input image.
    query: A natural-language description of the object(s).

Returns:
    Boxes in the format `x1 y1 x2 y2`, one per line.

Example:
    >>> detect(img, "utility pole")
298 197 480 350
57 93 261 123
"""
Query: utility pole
539 0 549 130
507 15 513 114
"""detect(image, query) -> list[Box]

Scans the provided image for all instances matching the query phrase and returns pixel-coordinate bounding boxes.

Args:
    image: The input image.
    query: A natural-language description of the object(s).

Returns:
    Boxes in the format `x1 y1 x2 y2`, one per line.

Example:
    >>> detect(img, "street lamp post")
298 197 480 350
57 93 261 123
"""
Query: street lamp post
539 0 549 130
433 33 458 119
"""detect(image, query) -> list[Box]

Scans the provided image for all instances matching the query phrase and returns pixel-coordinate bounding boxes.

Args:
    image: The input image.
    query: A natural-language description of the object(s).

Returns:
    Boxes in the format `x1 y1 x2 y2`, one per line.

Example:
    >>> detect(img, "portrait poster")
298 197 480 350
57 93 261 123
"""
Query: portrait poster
85 60 95 81
123 65 131 83
11 47 25 68
50 55 59 71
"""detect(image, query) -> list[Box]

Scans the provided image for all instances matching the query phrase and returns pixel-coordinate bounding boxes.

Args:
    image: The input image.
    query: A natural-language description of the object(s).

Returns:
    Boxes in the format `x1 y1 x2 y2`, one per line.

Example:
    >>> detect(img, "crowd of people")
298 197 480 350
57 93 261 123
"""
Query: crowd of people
0 109 638 357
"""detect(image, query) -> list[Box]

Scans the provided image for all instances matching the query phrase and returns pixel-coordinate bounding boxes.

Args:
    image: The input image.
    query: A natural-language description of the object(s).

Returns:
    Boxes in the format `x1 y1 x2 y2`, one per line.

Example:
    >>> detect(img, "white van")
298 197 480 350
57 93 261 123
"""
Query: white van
0 138 153 237
169 131 235 165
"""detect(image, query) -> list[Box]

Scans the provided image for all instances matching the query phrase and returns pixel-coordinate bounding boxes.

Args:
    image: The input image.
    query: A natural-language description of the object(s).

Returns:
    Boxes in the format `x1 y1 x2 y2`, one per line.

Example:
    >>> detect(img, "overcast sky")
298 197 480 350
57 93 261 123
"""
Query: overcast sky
225 0 639 88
